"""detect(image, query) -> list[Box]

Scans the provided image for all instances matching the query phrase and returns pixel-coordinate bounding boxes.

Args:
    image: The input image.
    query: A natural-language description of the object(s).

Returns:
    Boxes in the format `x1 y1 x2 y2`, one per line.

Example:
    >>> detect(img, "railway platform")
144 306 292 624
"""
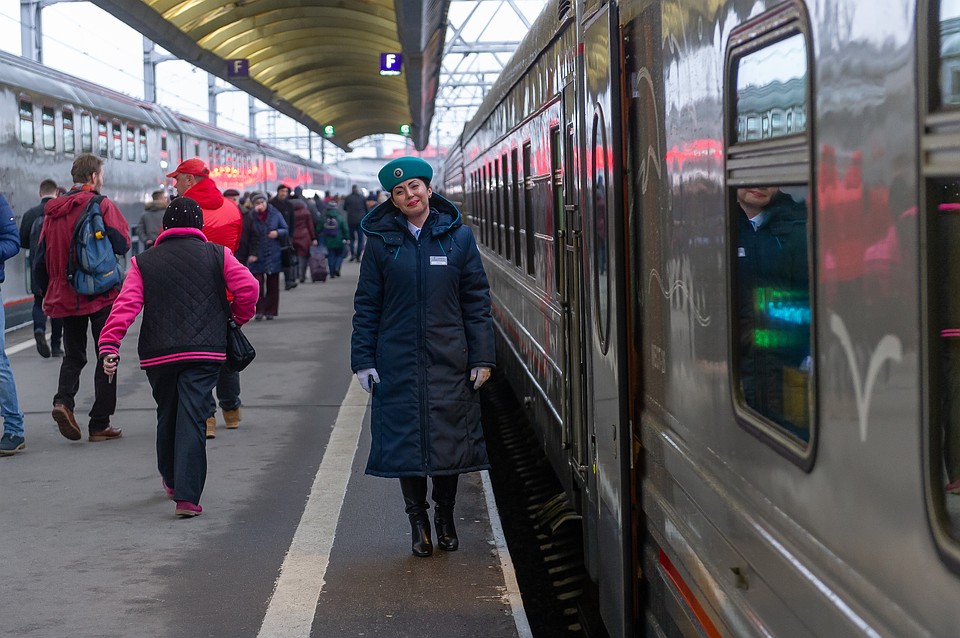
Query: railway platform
0 259 528 638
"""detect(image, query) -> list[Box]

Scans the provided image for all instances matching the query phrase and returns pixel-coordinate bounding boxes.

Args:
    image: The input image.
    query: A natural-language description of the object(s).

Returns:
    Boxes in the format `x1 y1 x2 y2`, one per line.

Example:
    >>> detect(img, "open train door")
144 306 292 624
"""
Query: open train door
580 1 632 636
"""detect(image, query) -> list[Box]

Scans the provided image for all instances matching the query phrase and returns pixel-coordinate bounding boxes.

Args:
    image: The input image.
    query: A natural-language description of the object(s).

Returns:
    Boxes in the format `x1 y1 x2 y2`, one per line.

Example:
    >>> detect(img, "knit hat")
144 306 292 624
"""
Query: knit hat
250 191 267 204
378 157 433 191
162 197 204 230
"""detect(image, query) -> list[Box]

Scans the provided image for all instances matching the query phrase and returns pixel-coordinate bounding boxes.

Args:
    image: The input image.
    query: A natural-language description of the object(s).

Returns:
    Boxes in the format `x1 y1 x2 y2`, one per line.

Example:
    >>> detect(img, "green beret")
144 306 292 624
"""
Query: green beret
378 156 433 191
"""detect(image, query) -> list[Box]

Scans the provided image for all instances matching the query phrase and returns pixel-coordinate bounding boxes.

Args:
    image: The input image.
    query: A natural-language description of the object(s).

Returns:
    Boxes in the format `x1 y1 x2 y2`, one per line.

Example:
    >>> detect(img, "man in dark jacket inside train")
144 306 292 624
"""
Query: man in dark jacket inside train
351 156 495 558
168 157 244 439
43 153 129 443
735 186 810 438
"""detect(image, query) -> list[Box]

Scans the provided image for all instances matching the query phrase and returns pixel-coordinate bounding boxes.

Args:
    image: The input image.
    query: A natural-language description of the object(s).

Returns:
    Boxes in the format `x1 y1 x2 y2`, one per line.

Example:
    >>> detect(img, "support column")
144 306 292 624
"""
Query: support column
20 0 42 62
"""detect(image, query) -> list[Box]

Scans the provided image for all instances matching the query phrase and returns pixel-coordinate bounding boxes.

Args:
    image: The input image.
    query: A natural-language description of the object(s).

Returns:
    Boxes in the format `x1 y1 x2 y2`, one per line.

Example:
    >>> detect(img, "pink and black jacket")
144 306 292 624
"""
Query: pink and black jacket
98 227 258 368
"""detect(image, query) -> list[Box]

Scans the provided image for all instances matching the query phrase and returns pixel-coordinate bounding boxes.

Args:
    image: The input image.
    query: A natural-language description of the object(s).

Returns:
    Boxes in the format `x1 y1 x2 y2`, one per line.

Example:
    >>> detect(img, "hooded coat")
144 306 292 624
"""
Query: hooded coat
41 189 130 318
182 177 242 252
351 193 495 477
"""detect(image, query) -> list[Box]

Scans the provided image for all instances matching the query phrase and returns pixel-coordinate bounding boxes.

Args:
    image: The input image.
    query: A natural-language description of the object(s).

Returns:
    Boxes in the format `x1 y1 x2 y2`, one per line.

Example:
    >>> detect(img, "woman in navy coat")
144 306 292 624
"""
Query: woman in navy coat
351 157 495 557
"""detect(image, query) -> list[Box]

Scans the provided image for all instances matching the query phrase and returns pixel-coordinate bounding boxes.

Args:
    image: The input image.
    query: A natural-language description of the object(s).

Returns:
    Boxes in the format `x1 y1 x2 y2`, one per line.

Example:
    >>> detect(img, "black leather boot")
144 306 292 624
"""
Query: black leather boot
434 507 459 551
410 512 433 557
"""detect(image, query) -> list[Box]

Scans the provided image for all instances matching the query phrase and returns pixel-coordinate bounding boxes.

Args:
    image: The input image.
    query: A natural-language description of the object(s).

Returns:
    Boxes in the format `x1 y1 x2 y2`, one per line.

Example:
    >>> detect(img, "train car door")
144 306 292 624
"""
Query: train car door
582 2 631 636
559 79 589 483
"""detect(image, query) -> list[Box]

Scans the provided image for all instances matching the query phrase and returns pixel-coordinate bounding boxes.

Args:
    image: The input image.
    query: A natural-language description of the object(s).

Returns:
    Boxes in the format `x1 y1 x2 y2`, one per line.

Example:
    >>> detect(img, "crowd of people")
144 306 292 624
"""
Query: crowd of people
0 153 382 516
0 152 500 561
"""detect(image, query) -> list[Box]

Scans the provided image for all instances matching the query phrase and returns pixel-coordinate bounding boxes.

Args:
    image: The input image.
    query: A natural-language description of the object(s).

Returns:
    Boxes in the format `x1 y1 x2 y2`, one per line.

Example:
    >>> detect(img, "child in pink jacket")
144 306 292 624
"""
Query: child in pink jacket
99 197 258 517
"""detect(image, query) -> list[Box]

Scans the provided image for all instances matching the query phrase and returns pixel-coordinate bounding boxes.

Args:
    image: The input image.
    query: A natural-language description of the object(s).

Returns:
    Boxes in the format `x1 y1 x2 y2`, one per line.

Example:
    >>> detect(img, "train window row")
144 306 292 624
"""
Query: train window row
726 5 813 464
469 148 537 278
19 98 148 163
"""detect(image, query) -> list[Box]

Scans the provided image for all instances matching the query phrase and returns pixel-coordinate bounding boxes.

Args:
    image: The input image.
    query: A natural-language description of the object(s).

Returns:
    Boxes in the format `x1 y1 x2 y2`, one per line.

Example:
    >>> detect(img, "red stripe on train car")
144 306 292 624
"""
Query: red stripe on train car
4 296 32 308
658 549 722 638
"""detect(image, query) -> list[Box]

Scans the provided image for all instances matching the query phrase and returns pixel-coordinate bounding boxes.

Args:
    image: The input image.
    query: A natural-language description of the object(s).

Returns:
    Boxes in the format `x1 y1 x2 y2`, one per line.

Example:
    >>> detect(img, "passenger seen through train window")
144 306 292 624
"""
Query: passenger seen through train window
734 185 811 439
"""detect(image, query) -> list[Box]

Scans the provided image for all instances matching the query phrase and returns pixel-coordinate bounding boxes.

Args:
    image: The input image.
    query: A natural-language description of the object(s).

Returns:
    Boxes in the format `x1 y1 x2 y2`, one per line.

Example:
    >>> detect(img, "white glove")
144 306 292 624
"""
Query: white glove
357 368 380 393
470 366 491 390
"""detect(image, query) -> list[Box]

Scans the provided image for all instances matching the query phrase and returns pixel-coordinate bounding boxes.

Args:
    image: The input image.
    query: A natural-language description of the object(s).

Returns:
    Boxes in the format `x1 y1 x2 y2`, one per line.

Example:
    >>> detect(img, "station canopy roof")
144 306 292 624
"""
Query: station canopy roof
89 0 450 151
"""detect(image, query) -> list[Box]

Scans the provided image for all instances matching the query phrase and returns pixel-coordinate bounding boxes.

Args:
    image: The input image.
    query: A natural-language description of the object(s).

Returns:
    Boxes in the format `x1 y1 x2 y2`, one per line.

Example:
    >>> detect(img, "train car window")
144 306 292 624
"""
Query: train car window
126 125 135 161
97 118 108 158
139 127 147 162
18 99 34 147
550 125 562 294
726 5 815 465
161 132 167 153
62 109 74 154
938 2 960 108
41 106 55 151
591 107 611 353
112 121 122 160
494 159 503 255
512 148 522 267
735 34 807 143
523 142 535 276
502 154 512 261
81 114 92 153
194 140 200 157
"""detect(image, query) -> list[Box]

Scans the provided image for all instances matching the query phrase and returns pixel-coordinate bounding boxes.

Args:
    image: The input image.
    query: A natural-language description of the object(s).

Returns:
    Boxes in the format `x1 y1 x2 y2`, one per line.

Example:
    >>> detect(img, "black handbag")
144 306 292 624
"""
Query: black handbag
279 234 294 268
215 246 256 371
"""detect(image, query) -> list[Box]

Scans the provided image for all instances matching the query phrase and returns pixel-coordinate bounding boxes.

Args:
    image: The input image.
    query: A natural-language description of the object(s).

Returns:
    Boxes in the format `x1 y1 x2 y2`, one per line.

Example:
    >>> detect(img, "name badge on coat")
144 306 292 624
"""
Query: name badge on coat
430 256 448 266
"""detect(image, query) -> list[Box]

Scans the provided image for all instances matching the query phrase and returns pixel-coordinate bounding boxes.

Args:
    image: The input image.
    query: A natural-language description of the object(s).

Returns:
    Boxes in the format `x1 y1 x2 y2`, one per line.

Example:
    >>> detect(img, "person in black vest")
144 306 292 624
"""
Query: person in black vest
19 178 62 357
98 197 258 517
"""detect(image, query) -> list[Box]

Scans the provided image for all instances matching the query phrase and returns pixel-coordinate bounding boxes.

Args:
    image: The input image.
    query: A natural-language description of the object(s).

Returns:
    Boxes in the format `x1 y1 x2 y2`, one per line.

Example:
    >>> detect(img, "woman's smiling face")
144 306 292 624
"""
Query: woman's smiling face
391 178 432 218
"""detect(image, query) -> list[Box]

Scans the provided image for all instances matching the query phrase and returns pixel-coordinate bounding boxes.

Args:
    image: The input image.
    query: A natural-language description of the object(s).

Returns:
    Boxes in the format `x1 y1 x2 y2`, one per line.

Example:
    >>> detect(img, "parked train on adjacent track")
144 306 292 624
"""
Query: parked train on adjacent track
0 48 375 325
441 1 960 635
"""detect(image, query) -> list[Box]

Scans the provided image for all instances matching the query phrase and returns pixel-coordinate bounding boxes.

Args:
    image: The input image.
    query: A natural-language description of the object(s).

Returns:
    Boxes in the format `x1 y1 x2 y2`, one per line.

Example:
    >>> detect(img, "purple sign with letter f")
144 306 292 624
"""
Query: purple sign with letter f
227 59 249 78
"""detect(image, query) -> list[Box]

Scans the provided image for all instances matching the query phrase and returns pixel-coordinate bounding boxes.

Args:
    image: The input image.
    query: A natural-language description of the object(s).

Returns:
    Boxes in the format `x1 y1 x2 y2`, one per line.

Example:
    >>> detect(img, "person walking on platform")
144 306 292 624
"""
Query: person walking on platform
43 153 129 443
98 197 258 517
137 189 169 251
290 199 318 283
343 184 367 261
269 183 297 290
351 157 495 557
243 192 288 320
20 178 62 358
167 158 245 439
0 191 26 455
319 203 349 278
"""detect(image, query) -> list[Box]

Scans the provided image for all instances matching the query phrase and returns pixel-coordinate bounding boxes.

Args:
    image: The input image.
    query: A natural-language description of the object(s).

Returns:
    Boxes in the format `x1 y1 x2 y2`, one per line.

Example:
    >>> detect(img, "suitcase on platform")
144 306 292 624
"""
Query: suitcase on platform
309 246 329 282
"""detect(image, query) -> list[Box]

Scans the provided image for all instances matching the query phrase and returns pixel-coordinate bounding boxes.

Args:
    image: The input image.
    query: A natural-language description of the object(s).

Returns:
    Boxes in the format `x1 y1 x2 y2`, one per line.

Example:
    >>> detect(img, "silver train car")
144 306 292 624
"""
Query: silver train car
0 48 375 324
441 0 960 635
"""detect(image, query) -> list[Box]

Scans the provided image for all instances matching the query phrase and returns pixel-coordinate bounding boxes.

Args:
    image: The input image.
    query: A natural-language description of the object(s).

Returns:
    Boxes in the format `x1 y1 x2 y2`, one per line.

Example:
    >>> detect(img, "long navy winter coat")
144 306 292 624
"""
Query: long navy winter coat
245 204 288 275
351 194 495 478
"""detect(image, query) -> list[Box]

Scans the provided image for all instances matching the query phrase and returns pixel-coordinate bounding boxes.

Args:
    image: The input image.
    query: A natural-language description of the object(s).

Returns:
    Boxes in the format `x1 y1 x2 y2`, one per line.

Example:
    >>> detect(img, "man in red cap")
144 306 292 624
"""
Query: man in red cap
167 157 245 438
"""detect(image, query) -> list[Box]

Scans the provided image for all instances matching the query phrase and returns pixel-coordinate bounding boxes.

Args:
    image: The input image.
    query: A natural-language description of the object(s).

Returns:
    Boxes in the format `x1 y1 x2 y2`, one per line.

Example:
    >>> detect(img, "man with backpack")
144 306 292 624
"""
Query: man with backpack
42 153 129 443
20 178 63 358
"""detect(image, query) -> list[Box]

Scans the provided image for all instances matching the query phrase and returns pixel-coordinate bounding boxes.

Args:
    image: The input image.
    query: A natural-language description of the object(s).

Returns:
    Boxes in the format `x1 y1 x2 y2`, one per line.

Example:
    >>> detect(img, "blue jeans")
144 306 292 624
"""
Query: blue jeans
0 289 24 436
349 223 365 258
210 365 241 414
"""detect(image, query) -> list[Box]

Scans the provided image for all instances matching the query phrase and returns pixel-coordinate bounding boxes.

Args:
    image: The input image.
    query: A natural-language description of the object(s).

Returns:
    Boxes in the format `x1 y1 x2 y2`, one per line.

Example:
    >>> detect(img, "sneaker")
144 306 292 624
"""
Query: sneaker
52 403 81 441
254 314 265 322
161 478 174 500
265 315 275 320
175 501 202 517
0 432 24 455
34 329 50 358
205 417 216 439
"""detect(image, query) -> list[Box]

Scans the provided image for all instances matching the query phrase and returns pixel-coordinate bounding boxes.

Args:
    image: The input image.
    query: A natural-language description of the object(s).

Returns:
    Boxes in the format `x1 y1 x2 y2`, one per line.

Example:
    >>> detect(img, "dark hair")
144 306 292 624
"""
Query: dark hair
71 154 103 185
151 189 167 201
39 178 58 196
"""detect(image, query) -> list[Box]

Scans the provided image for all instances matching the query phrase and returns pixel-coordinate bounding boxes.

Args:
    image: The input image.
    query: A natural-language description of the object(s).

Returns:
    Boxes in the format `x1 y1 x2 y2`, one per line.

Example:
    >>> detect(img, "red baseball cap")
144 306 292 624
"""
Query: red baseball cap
165 158 210 178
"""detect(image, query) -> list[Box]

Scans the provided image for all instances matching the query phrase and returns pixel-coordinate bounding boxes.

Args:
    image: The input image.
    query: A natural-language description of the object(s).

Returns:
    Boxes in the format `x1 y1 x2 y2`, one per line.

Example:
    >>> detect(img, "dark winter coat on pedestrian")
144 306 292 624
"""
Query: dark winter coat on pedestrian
20 196 52 294
244 203 288 275
290 200 317 256
351 193 495 478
